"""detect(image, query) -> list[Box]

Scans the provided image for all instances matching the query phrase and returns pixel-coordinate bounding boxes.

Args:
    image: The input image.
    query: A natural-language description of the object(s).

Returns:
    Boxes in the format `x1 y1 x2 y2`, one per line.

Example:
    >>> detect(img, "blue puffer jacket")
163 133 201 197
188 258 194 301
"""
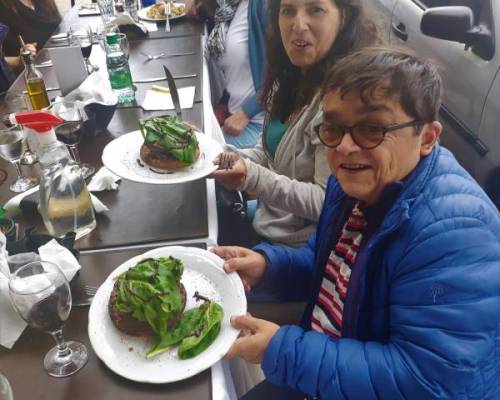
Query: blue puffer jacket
254 145 500 399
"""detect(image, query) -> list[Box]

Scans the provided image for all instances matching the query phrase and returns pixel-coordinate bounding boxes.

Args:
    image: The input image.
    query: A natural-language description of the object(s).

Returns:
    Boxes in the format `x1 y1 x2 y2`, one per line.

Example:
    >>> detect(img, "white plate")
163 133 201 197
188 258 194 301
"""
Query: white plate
88 246 247 384
138 3 186 22
101 130 223 184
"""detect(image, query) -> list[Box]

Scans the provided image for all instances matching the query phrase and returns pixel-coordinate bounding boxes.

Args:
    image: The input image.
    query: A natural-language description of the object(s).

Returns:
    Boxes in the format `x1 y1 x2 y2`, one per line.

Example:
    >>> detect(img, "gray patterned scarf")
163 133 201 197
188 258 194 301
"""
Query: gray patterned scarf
206 0 242 60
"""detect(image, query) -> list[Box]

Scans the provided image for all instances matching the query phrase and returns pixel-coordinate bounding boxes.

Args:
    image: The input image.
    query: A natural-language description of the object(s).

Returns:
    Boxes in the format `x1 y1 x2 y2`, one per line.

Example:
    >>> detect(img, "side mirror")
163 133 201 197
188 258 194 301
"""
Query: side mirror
421 6 473 43
421 6 495 60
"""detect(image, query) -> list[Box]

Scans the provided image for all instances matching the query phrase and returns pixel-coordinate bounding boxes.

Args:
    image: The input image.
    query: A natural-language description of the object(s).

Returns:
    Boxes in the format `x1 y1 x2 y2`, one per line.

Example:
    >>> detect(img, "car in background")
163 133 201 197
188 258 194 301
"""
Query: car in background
367 0 500 208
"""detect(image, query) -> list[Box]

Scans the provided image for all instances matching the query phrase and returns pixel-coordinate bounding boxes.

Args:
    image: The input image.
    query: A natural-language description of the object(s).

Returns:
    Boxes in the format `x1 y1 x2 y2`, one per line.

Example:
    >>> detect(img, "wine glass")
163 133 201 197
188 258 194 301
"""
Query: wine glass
1 91 37 165
0 373 13 400
70 25 98 74
8 261 88 378
46 101 96 178
0 125 39 192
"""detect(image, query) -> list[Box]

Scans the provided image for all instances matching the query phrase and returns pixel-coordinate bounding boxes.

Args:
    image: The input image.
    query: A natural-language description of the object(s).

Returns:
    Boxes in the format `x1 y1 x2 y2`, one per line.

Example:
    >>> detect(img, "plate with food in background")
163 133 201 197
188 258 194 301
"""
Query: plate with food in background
138 2 186 21
101 115 223 184
88 246 246 383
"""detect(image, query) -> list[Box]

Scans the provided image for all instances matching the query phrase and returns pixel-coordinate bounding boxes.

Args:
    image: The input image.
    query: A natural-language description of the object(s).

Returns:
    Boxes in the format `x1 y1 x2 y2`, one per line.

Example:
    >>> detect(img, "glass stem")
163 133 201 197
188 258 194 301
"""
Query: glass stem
12 160 24 178
51 329 71 358
68 145 82 165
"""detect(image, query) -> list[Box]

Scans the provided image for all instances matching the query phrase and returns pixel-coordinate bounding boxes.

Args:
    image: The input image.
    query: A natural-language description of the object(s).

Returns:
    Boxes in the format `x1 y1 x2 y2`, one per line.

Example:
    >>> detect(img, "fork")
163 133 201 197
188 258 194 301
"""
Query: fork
218 152 235 170
165 0 171 33
140 51 165 61
73 285 98 307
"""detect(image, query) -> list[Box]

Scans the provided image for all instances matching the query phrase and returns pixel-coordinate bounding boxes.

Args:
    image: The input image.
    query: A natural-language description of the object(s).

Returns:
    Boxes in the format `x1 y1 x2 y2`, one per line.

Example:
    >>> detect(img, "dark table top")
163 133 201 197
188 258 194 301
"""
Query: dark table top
0 244 212 400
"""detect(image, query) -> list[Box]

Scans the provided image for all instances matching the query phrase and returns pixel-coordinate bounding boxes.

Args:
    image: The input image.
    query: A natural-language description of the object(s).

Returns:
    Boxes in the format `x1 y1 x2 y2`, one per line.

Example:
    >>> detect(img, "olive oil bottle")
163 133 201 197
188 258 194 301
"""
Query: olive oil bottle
21 51 50 110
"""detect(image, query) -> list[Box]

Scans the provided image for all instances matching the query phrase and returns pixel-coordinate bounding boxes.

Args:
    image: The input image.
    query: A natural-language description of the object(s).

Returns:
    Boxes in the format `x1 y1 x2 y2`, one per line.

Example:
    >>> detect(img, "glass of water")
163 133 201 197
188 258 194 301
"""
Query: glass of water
0 125 39 192
0 373 13 400
97 0 115 23
8 261 88 378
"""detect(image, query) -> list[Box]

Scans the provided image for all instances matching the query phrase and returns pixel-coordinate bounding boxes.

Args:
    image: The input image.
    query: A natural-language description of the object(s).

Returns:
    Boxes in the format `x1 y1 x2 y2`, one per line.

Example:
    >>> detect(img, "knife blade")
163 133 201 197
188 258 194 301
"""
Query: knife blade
163 65 182 120
133 74 197 83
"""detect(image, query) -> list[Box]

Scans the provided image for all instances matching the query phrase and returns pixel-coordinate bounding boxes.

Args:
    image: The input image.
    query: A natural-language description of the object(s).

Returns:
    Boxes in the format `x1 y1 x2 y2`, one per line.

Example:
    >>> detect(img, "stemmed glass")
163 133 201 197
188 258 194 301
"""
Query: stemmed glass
0 373 13 400
1 91 37 165
8 260 88 378
0 125 39 192
70 25 98 74
46 101 96 178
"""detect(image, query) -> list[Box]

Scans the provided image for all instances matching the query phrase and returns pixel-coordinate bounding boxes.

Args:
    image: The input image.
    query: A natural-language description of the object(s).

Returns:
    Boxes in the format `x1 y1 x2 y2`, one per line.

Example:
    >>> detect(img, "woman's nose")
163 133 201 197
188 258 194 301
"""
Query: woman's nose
335 132 361 155
291 10 309 32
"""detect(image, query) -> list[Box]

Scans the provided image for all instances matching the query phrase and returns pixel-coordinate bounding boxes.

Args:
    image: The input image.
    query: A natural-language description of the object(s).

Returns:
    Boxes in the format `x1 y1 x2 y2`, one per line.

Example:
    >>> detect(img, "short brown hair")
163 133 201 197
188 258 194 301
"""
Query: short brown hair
321 46 442 122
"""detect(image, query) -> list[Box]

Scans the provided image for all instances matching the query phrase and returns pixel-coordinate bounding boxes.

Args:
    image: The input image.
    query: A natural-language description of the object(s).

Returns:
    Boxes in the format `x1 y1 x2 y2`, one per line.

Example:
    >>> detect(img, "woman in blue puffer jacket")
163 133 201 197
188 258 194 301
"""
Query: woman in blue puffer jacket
213 47 500 399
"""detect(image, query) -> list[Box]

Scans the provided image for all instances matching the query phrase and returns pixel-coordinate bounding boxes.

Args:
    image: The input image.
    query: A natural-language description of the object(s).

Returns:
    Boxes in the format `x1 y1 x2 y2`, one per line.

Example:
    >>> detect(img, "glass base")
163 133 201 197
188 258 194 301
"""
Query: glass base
20 150 38 165
44 341 88 378
10 176 38 193
81 163 96 179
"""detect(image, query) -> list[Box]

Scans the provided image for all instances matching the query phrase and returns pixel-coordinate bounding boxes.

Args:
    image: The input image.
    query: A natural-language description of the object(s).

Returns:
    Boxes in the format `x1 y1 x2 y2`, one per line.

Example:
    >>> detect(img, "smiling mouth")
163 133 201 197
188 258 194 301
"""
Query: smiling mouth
340 163 371 172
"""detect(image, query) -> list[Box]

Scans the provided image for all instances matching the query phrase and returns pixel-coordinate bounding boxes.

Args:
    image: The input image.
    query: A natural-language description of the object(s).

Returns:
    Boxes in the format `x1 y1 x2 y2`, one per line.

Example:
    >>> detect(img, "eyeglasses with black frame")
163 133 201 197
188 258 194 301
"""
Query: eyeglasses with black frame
315 120 422 150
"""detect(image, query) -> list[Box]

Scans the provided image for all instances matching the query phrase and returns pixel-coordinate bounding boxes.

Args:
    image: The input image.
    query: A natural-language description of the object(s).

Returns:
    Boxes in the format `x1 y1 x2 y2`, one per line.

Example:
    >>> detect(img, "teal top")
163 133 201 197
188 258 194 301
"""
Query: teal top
265 116 289 158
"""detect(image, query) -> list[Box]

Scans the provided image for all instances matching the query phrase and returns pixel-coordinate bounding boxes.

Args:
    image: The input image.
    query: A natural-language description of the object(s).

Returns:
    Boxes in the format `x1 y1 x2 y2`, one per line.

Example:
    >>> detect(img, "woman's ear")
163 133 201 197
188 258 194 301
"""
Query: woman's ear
420 121 442 156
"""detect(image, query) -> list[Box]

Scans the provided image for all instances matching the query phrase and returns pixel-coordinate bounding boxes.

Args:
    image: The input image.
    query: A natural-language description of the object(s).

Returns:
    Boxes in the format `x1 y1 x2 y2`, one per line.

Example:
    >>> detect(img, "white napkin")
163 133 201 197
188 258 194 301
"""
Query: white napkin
142 86 196 111
0 236 81 349
142 21 158 32
87 167 121 191
212 359 237 400
62 70 118 107
110 13 149 34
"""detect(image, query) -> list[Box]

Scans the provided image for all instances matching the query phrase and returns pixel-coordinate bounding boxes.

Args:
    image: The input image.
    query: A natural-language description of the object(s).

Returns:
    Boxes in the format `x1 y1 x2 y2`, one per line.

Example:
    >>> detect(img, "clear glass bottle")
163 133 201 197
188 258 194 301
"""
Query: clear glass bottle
11 111 96 239
105 33 135 104
21 51 50 110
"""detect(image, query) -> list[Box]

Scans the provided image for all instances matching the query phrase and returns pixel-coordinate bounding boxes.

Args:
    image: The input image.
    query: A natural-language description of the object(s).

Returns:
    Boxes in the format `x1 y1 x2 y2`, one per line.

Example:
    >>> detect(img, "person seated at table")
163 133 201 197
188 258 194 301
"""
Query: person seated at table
212 0 378 247
0 0 61 58
212 47 500 399
186 0 267 148
0 22 36 93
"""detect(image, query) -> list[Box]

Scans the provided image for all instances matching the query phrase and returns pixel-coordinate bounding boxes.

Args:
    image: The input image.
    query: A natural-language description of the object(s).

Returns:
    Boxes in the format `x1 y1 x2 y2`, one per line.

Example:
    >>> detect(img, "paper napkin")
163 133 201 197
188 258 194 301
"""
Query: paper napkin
142 85 196 111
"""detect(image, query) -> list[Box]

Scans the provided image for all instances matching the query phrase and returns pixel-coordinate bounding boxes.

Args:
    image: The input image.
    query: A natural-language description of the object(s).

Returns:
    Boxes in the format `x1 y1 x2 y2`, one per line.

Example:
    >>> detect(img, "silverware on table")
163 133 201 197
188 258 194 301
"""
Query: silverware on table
217 152 235 170
73 285 98 307
133 74 197 83
140 51 165 61
163 64 182 120
165 0 171 33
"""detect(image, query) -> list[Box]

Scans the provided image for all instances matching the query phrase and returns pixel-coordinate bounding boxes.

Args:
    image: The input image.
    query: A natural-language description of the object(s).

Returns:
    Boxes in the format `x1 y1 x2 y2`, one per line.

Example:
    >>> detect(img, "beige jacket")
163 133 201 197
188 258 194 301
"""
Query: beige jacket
239 93 330 247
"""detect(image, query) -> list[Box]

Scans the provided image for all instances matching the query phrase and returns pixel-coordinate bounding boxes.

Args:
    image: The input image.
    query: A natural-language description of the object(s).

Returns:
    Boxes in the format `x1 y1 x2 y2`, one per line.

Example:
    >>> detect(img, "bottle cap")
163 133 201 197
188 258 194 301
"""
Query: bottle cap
106 33 119 45
20 50 33 65
10 111 64 133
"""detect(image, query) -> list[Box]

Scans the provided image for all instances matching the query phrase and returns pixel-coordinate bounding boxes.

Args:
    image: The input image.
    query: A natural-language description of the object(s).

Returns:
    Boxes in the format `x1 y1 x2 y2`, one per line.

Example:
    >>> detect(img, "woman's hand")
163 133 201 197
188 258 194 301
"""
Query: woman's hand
211 152 247 190
211 246 267 291
226 314 280 364
223 109 249 136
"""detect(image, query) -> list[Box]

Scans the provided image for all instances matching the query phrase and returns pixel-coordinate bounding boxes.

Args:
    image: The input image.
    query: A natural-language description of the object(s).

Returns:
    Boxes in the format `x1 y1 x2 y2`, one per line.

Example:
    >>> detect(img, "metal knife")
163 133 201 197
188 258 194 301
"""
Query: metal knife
163 64 182 120
133 73 196 83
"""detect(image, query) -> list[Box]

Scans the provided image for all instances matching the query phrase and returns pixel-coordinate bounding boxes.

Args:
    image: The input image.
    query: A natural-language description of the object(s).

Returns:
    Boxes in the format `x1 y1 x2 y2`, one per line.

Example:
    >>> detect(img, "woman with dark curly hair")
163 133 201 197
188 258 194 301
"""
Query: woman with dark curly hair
0 0 61 57
213 0 379 247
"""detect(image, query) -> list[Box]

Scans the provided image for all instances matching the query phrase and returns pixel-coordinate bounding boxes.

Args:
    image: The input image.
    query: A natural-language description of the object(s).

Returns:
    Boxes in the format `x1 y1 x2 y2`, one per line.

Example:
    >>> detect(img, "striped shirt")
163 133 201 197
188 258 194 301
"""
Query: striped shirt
311 203 367 338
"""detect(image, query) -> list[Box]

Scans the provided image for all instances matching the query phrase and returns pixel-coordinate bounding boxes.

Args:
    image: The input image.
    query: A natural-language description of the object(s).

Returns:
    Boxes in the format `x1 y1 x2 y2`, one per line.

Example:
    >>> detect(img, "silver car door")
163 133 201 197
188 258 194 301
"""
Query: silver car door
390 0 499 179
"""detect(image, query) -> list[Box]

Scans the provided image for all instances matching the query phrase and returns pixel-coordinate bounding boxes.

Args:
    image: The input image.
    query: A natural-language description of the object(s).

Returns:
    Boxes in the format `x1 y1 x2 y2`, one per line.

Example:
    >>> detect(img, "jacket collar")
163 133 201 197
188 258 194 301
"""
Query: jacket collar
326 145 440 241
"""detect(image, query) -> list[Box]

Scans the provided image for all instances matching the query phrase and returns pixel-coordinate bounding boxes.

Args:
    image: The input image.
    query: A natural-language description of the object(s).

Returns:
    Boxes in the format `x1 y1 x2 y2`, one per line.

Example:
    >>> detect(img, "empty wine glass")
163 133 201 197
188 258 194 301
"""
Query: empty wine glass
0 373 13 400
8 260 88 378
0 125 39 192
1 91 37 165
46 101 95 178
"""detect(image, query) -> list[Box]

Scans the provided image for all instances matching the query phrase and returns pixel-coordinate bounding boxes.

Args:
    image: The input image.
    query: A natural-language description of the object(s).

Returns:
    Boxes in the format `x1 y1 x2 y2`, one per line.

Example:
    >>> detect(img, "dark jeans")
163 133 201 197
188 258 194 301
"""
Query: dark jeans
241 380 306 400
